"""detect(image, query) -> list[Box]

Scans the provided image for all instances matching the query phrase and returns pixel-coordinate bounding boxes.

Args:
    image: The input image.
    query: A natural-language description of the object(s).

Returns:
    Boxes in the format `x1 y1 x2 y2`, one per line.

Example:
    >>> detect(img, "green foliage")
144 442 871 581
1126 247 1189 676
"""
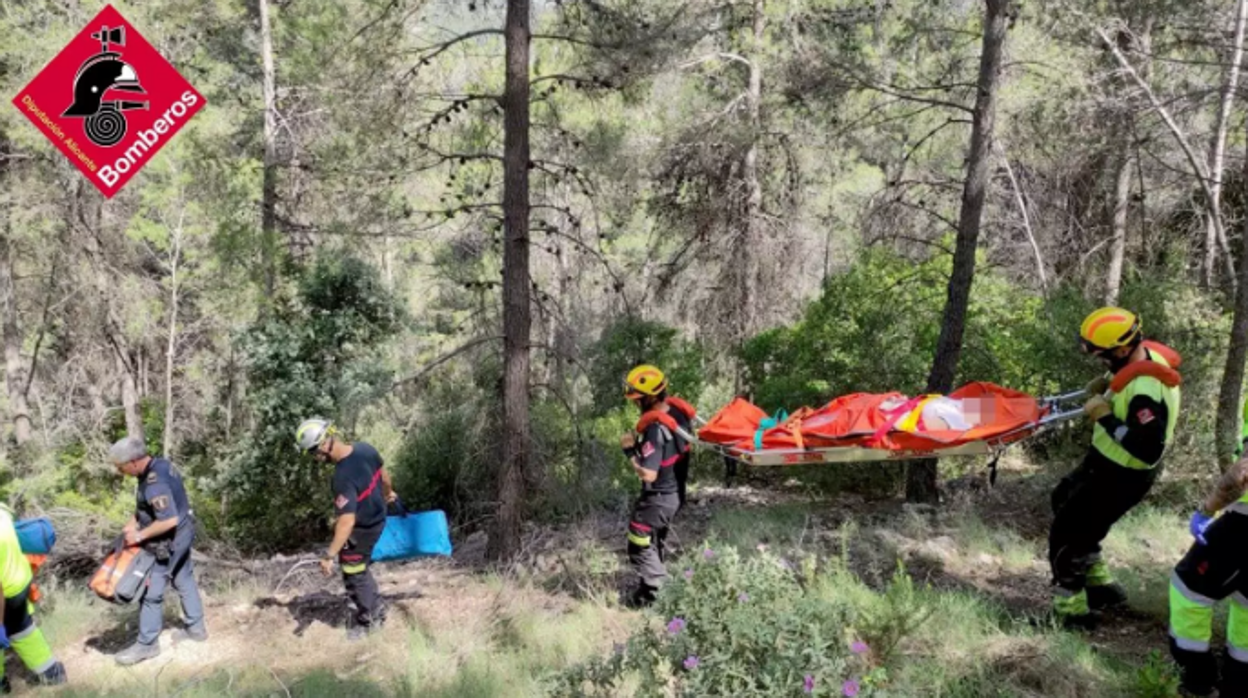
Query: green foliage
588 317 706 417
1131 650 1181 698
555 546 888 697
217 251 404 550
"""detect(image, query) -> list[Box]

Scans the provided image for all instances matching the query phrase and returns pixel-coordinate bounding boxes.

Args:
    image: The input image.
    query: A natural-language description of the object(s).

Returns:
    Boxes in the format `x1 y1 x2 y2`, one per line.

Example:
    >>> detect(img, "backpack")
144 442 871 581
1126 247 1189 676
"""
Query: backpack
89 538 157 605
15 518 56 555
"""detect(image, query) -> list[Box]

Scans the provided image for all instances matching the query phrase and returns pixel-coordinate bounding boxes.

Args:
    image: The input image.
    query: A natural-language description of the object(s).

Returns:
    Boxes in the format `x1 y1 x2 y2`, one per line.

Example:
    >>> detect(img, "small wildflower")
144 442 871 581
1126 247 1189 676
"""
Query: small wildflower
780 558 794 570
703 548 715 560
851 640 869 655
737 592 750 603
803 674 816 694
667 617 686 634
842 678 860 697
612 642 625 656
684 568 694 581
683 655 700 670
756 543 769 553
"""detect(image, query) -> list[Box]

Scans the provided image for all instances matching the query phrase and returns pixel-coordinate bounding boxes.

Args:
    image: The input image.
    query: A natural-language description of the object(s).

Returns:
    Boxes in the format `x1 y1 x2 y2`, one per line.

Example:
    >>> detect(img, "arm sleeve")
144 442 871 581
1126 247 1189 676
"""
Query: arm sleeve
639 425 663 473
333 472 359 516
143 482 179 521
1096 394 1169 465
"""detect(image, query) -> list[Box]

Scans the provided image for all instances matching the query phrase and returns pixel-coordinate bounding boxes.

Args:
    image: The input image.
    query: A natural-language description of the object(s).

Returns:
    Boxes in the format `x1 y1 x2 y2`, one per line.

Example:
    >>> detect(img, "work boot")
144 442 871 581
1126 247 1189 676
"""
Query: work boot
0 675 10 694
626 584 657 609
39 661 67 686
172 626 208 645
115 641 161 666
1086 582 1128 610
1059 611 1100 632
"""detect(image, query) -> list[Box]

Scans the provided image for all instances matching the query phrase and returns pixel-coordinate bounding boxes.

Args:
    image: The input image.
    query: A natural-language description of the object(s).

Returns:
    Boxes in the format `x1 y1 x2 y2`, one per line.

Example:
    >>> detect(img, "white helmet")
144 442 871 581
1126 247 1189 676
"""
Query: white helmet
295 417 334 453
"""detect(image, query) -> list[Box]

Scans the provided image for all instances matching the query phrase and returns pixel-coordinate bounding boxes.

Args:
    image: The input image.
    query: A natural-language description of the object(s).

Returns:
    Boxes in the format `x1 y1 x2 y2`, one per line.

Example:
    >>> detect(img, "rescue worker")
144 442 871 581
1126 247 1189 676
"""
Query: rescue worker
1169 452 1248 697
0 506 65 691
296 418 396 641
619 365 686 606
1049 307 1181 629
110 436 207 666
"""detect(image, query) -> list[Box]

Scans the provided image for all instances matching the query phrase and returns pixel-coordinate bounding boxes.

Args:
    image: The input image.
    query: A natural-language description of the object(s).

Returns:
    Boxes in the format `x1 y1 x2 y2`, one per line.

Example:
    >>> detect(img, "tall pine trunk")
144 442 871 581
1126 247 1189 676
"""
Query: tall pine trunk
907 0 1010 502
1205 0 1248 288
738 0 765 344
260 0 279 303
488 0 532 562
1105 125 1132 305
0 130 31 447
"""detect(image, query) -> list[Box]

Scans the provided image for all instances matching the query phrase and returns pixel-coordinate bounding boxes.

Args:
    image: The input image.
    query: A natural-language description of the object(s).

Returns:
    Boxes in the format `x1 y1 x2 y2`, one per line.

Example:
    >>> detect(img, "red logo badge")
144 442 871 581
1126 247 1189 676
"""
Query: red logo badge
1137 408 1156 425
641 442 656 458
334 495 348 510
10 5 205 198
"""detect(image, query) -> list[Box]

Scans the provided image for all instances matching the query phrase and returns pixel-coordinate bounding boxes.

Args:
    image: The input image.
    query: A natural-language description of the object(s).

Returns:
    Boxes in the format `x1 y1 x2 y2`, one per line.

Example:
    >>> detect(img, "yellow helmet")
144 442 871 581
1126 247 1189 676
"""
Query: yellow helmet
1080 307 1141 352
624 364 667 399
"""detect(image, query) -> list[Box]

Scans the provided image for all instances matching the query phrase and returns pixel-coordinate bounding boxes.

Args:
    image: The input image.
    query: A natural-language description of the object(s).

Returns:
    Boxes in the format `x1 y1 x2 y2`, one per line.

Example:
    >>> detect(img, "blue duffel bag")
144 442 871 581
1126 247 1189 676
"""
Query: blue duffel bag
372 500 452 562
15 517 56 555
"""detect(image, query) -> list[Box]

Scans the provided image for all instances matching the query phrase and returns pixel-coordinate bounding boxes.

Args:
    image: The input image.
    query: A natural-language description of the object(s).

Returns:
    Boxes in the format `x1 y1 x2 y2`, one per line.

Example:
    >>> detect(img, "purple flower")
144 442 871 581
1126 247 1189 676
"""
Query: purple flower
612 642 625 656
667 617 686 634
703 549 715 560
851 641 869 655
842 678 860 697
803 674 816 694
683 655 700 670
737 592 750 603
684 568 694 581
780 558 794 570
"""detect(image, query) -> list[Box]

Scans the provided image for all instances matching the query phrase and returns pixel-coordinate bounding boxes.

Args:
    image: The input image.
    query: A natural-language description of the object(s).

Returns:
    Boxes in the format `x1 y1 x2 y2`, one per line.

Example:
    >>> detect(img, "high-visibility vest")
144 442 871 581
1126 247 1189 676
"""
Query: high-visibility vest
1090 349 1180 470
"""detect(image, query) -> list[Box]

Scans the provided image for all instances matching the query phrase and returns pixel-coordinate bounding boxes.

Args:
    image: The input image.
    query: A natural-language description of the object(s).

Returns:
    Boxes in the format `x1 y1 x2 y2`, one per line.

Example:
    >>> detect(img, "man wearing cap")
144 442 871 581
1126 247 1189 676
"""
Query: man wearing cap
110 436 207 666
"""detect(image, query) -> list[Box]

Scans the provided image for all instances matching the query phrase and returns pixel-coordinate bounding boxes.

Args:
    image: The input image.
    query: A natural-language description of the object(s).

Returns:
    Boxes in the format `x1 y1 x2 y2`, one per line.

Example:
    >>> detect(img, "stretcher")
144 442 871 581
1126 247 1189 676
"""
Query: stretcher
685 382 1087 468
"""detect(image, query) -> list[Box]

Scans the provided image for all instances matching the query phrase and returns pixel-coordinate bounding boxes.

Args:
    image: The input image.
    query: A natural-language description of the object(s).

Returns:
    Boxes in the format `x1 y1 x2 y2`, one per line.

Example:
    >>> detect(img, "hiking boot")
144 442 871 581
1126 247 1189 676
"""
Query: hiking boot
39 661 67 686
172 626 208 645
115 641 161 666
1086 582 1128 610
625 584 657 609
0 675 10 694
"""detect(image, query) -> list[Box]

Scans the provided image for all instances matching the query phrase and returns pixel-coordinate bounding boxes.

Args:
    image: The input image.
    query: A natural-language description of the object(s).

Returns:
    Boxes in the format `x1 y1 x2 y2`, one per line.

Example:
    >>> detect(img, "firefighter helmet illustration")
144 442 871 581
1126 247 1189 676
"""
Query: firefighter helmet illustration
60 25 148 147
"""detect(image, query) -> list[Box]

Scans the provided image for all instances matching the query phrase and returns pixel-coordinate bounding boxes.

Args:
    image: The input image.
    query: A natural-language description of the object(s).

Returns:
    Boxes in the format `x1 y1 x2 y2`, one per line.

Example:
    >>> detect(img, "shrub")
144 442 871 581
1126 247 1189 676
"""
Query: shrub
554 546 889 697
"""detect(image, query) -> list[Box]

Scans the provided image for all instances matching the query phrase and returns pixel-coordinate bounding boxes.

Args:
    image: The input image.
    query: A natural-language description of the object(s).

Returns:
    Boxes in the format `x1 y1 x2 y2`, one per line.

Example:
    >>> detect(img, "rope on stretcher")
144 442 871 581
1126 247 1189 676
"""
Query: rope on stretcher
672 389 1090 484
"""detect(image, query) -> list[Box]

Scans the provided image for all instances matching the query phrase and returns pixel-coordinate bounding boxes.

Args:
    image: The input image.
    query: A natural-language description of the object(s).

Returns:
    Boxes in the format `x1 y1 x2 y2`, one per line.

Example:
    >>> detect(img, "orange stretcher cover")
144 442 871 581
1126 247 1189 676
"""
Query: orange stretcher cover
697 382 1047 453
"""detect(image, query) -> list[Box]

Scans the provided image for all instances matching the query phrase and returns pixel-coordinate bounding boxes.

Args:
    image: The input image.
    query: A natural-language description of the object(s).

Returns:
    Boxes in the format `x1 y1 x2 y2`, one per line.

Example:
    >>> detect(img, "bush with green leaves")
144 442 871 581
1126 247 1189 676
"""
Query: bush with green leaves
554 546 889 697
215 252 404 550
587 317 706 417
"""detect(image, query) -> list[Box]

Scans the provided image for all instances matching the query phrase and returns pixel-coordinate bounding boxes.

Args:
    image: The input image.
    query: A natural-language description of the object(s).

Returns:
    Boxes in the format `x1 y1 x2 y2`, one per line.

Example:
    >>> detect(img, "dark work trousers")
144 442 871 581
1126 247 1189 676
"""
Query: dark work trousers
675 455 690 510
138 523 205 646
1047 452 1158 592
1169 510 1248 697
340 522 385 628
627 492 680 590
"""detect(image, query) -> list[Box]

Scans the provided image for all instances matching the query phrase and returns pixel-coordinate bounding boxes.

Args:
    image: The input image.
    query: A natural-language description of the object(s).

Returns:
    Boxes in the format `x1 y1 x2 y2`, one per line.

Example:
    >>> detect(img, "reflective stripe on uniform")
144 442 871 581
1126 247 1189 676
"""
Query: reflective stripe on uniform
1171 571 1216 607
1228 502 1248 515
627 532 651 547
1171 577 1215 651
1087 559 1114 587
1052 587 1089 616
1170 632 1211 653
1090 352 1179 470
11 623 37 642
1229 593 1248 663
342 563 367 575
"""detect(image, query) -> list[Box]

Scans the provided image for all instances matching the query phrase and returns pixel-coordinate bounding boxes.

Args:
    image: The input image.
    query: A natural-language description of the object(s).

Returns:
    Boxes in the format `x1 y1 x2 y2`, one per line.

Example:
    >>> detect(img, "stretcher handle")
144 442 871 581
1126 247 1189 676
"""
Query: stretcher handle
388 497 410 518
1044 389 1087 406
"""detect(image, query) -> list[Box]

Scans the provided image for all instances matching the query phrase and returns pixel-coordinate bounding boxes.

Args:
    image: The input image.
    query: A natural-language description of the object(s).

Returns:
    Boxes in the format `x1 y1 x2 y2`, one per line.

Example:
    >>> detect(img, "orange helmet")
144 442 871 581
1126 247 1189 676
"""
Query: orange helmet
624 364 667 400
1080 307 1141 353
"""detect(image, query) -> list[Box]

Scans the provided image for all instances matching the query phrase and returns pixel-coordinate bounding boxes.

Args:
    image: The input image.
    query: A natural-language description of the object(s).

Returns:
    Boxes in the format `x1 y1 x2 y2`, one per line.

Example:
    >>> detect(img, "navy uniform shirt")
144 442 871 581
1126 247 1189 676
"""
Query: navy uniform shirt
638 423 681 496
136 457 192 539
332 442 387 529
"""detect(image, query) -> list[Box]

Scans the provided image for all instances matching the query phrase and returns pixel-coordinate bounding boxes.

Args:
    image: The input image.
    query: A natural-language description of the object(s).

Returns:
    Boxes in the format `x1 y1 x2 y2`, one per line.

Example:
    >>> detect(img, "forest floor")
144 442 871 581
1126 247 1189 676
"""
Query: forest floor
12 455 1196 697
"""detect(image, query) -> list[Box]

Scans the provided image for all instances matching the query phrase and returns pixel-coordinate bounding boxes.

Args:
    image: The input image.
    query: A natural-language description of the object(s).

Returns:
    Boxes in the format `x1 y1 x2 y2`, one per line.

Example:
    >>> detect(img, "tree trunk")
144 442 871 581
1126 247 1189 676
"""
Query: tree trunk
738 0 765 344
1205 0 1248 288
488 0 532 562
1215 92 1248 468
162 211 184 457
259 0 279 303
0 131 31 447
117 351 143 440
1105 125 1133 305
907 0 1010 503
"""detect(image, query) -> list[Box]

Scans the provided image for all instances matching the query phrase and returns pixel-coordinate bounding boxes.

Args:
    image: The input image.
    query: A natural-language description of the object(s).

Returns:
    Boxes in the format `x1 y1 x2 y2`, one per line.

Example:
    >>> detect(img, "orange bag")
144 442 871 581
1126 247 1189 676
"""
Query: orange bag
89 539 156 604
